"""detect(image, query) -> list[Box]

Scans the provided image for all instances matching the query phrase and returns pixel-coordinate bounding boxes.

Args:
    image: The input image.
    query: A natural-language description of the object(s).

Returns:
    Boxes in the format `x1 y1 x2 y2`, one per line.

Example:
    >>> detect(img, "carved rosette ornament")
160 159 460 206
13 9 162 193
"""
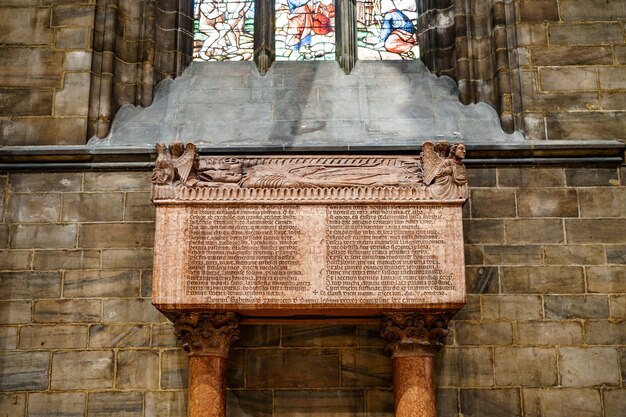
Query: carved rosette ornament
173 312 239 357
380 313 449 356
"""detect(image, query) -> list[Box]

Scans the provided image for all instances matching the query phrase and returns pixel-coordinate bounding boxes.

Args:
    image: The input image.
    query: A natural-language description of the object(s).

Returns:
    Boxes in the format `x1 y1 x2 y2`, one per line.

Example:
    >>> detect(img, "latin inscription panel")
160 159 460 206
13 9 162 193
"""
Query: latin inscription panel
161 204 464 310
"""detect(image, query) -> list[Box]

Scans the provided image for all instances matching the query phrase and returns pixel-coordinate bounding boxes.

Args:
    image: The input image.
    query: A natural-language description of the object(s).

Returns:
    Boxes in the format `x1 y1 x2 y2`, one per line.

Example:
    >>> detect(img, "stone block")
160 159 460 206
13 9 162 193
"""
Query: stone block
234 324 280 348
79 223 154 248
0 48 63 88
34 299 101 323
607 245 626 264
579 188 626 218
482 295 543 320
101 249 153 269
604 390 626 417
483 245 543 265
33 249 100 270
466 267 499 294
0 250 32 271
151 323 179 348
585 320 626 345
0 300 32 324
531 46 612 66
609 295 626 318
145 391 187 417
55 72 90 117
516 319 583 346
505 219 564 244
51 350 113 389
500 266 584 294
437 347 494 387
102 298 163 323
0 7 52 45
455 321 512 346
0 393 25 417
124 192 155 221
19 324 87 349
247 348 340 388
87 392 142 417
518 0 559 21
559 0 626 20
63 270 140 298
559 347 620 386
27 393 85 417
498 167 565 187
470 189 516 218
0 89 53 117
599 67 626 90
227 390 273 417
55 27 91 49
566 168 619 187
565 219 626 244
11 224 77 249
467 167 496 187
0 351 49 391
463 219 505 245
227 349 245 388
523 388 602 417
549 23 624 45
62 192 124 222
0 272 61 300
65 51 92 71
116 349 159 389
518 188 578 217
622 349 626 384
9 172 82 192
0 326 17 349
545 295 608 319
617 47 626 64
464 246 485 265
356 324 387 347
539 67 598 91
161 349 188 389
141 269 152 297
89 324 151 348
0 226 7 250
341 348 391 387
543 245 605 265
459 389 521 417
547 112 626 141
495 347 557 387
454 295 481 321
601 91 626 110
274 390 364 416
364 388 394 414
84 172 150 192
0 117 87 145
51 4 95 27
282 324 357 347
587 266 626 293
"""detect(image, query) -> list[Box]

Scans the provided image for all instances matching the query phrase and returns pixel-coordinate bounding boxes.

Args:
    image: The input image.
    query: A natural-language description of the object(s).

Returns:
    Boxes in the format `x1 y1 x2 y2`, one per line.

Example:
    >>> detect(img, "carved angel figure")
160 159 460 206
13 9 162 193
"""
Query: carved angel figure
151 142 199 186
422 141 468 199
151 143 175 185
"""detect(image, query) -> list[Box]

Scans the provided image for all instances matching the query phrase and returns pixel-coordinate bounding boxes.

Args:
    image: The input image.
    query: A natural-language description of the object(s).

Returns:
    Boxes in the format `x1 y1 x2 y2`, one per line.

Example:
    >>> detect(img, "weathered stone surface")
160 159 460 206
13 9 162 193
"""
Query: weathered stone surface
549 23 624 45
604 390 626 417
116 350 159 389
539 67 598 91
495 347 557 386
33 249 100 270
523 388 602 417
483 245 543 265
10 224 77 249
0 7 52 45
51 4 95 27
0 300 32 324
102 299 162 323
233 325 280 348
455 322 513 345
463 219 505 244
0 272 61 299
0 89 53 117
9 172 82 192
610 295 626 318
282 325 357 347
27 393 85 417
565 168 619 187
559 347 620 387
62 192 124 222
531 46 612 66
544 295 609 319
34 299 101 323
543 245 605 265
160 349 188 389
599 67 626 90
505 219 564 244
0 351 49 391
101 249 153 269
274 390 364 416
124 192 155 221
145 391 187 417
546 112 626 141
87 392 143 417
227 390 274 417
79 223 154 248
247 348 340 388
559 0 626 21
500 266 584 294
341 348 391 387
516 321 583 346
65 51 92 71
565 219 626 243
585 320 626 345
0 326 17 349
63 270 140 298
437 347 494 387
151 323 179 348
365 388 394 414
579 188 626 218
497 167 565 187
0 250 31 271
55 27 91 50
471 189 516 218
0 393 25 417
0 48 63 87
587 266 626 293
482 295 543 320
89 324 151 348
459 388 521 417
19 324 87 349
518 189 578 217
83 172 150 192
51 350 113 389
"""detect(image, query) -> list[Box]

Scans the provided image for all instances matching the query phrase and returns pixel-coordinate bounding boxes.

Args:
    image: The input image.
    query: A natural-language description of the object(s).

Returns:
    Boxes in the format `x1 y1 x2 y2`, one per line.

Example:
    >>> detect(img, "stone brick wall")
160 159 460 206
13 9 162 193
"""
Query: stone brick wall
517 0 626 140
1 166 624 416
0 1 95 145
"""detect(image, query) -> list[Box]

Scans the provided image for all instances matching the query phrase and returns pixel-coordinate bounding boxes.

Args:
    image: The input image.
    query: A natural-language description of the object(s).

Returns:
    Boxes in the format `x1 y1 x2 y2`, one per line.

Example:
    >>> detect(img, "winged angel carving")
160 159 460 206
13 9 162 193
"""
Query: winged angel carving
422 141 468 199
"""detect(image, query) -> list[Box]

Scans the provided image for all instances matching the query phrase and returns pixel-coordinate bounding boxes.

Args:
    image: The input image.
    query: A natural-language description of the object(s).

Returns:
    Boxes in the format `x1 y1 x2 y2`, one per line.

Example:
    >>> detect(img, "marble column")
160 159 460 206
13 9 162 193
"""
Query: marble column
380 313 450 417
173 312 239 417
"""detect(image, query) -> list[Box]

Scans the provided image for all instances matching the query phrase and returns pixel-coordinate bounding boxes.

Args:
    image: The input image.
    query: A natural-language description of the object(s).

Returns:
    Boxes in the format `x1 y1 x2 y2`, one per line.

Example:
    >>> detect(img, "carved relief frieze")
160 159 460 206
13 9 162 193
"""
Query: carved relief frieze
151 141 468 203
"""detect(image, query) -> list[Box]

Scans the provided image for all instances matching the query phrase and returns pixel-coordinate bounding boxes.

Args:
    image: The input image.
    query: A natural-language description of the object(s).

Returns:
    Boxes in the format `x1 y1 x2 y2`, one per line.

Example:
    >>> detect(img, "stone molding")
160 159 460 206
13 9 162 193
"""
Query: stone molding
380 312 450 356
172 312 239 357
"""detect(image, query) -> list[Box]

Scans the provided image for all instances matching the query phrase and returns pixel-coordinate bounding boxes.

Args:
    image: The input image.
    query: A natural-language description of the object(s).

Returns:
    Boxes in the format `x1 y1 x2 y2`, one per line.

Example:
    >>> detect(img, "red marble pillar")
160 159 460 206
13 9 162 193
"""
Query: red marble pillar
173 312 239 417
381 313 450 417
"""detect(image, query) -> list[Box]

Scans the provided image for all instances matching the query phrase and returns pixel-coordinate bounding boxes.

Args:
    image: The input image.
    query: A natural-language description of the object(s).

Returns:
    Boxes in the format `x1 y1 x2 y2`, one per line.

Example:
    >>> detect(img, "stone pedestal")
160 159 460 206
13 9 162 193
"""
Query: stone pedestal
173 312 239 417
381 313 449 417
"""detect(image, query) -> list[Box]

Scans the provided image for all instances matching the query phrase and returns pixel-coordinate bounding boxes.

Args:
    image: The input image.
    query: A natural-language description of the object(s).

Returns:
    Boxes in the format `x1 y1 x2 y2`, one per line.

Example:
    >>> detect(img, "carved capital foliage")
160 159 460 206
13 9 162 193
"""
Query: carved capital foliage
380 313 449 356
172 312 239 357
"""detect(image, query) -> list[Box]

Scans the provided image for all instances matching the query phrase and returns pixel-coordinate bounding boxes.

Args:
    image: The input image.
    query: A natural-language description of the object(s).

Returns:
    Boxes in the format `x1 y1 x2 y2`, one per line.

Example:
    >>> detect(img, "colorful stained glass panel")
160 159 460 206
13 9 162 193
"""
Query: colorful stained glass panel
275 0 336 61
193 0 255 61
356 0 419 60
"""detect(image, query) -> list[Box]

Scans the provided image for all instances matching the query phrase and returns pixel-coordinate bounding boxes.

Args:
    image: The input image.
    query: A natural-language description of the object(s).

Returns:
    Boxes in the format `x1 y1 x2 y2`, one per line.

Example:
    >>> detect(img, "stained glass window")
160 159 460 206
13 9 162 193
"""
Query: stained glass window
193 0 255 61
356 0 419 60
275 0 336 61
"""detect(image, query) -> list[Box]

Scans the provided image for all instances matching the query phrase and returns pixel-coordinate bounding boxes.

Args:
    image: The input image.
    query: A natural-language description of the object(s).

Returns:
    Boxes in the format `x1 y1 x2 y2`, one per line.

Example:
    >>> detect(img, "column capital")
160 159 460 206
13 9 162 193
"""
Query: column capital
172 312 239 357
380 312 450 357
